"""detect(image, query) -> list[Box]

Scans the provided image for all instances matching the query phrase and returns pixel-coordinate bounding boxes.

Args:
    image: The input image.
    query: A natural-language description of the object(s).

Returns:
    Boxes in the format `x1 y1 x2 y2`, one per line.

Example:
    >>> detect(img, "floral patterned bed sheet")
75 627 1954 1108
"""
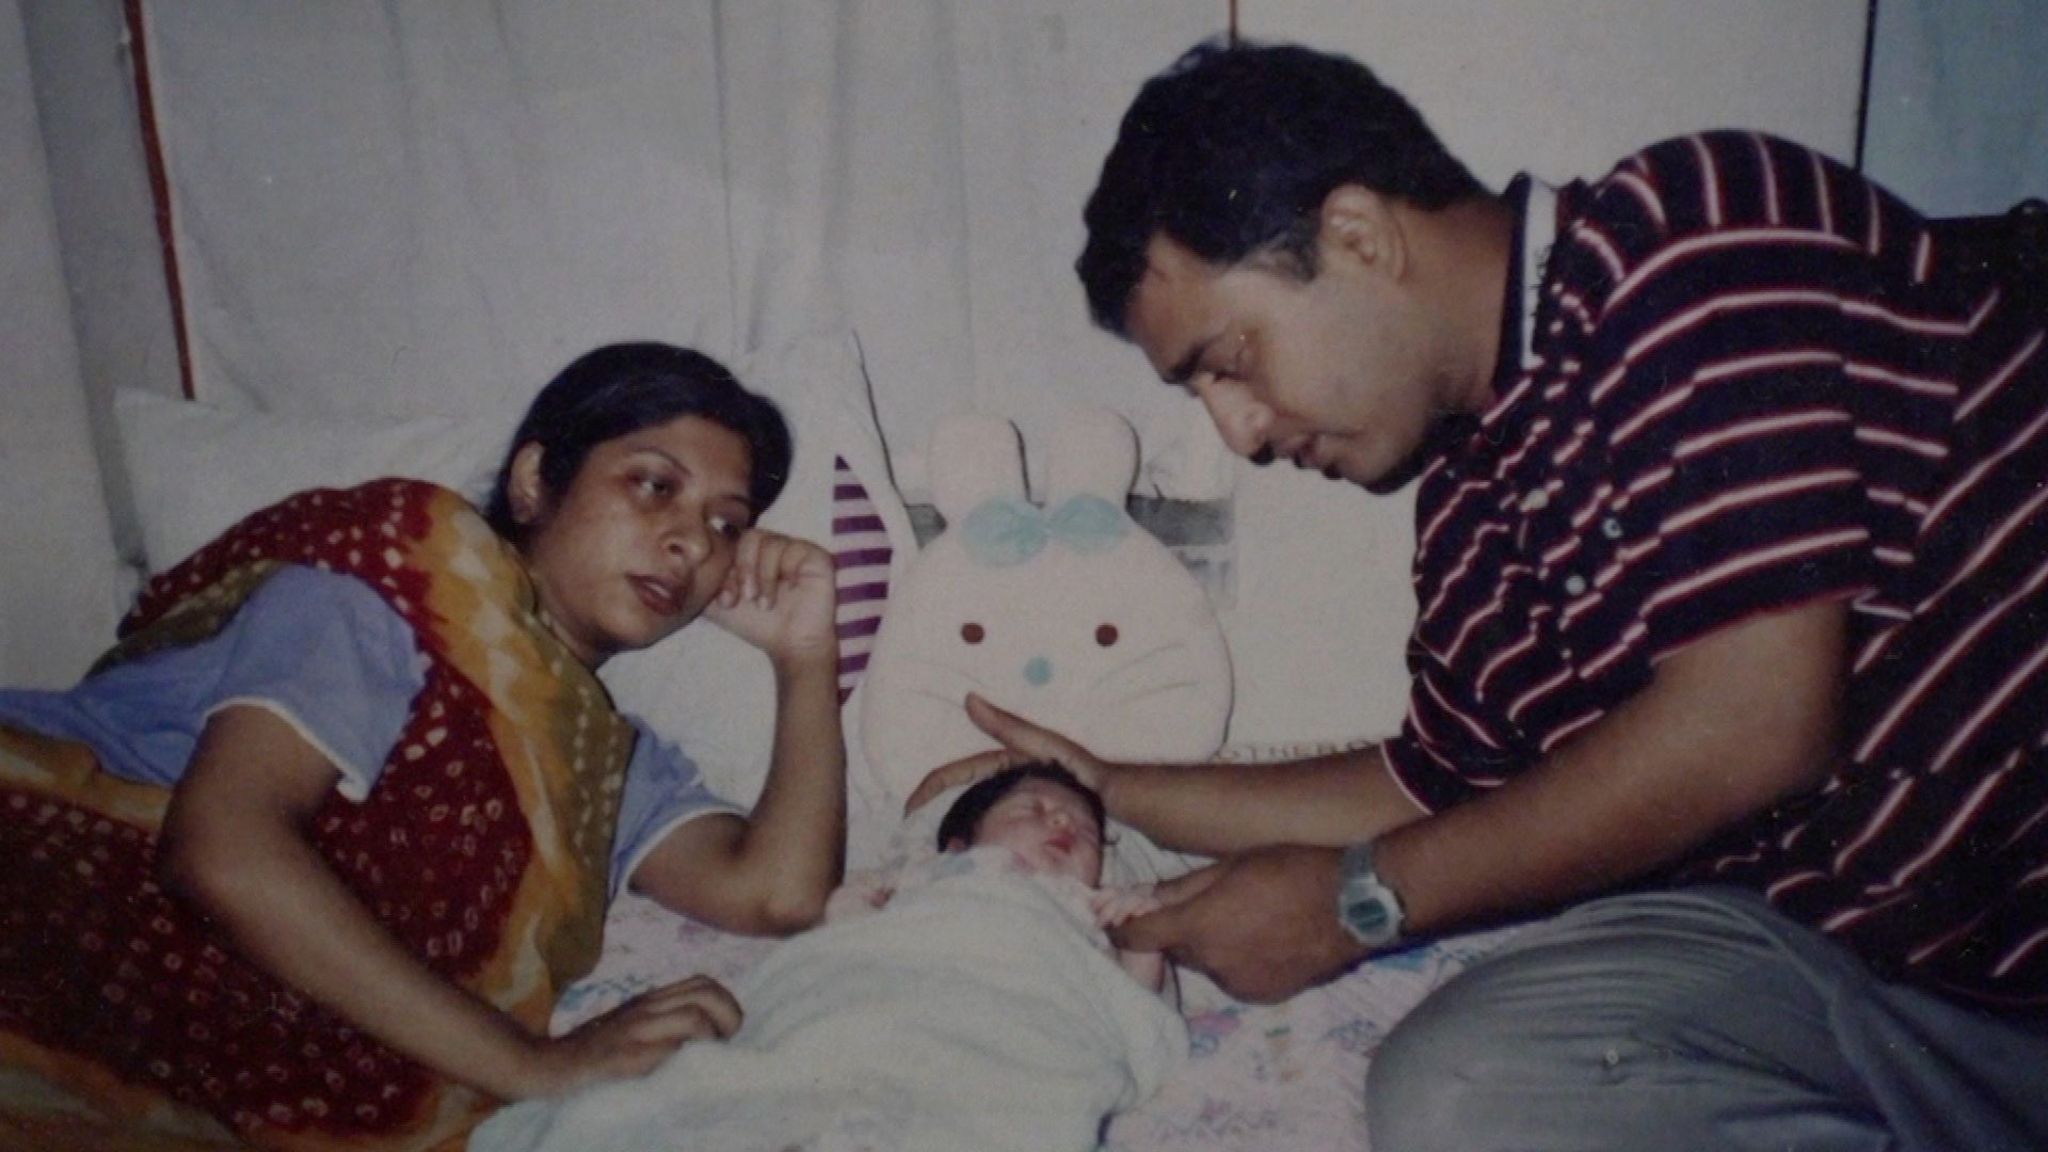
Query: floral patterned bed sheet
555 891 1524 1152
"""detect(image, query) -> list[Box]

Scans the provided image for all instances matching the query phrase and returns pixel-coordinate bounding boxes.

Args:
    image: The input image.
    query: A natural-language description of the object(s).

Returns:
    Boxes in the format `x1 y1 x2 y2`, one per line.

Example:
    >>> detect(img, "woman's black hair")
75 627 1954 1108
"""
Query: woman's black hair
936 761 1107 852
483 342 793 543
1077 37 1486 336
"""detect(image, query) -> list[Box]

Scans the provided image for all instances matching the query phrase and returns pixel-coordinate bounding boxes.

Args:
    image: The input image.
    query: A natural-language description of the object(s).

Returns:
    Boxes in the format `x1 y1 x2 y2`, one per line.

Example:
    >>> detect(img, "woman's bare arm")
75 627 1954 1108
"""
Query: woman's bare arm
630 528 848 934
630 652 847 934
160 705 736 1101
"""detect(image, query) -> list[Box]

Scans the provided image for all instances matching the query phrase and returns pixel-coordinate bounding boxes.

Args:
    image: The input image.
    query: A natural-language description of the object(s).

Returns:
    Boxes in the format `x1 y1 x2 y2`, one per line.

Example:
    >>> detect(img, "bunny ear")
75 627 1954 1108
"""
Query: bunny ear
927 412 1026 526
1042 408 1139 506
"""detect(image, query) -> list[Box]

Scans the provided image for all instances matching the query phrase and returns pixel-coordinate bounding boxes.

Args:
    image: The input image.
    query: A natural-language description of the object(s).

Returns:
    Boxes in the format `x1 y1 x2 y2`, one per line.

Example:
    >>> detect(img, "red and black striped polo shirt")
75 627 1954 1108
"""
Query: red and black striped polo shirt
1386 131 2048 1011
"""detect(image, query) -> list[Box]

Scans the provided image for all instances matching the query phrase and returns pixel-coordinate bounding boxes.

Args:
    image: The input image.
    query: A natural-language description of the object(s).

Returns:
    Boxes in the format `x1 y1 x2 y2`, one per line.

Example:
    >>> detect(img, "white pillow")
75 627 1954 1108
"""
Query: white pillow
113 330 915 815
114 390 520 573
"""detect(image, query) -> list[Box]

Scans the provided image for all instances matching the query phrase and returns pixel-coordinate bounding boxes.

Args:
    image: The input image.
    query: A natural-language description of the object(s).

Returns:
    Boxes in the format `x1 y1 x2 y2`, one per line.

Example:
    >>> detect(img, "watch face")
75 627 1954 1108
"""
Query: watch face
1343 891 1396 945
1347 898 1391 934
1338 841 1403 947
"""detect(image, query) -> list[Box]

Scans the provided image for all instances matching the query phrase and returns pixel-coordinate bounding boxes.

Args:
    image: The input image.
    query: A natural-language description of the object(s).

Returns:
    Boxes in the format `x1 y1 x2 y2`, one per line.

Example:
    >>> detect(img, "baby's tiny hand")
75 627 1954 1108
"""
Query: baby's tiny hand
1096 886 1174 996
1090 884 1162 930
823 872 896 923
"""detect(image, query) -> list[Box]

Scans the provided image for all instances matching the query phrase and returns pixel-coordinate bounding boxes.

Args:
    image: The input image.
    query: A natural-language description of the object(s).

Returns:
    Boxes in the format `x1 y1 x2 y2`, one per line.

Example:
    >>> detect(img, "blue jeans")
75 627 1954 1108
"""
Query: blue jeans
1367 887 2048 1151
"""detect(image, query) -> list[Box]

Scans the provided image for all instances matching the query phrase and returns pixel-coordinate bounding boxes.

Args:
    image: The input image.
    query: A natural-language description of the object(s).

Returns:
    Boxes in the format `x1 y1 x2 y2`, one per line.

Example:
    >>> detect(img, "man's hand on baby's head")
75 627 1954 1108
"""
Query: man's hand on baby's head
904 694 1118 814
905 748 1009 814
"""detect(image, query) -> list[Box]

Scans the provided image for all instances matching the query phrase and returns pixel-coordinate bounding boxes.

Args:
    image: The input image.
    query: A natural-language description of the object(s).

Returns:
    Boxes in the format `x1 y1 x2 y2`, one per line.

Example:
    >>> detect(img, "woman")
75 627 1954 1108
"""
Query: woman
0 343 845 1150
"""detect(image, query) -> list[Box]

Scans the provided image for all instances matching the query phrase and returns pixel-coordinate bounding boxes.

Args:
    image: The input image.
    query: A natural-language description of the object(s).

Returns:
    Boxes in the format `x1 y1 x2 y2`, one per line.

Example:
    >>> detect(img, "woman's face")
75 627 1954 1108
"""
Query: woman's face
515 414 756 666
968 777 1106 886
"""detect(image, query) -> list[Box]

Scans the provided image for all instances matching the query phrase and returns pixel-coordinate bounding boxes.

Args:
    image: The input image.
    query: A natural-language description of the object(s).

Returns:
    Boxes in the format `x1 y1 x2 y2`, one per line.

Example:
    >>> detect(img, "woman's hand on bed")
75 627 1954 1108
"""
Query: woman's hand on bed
704 528 838 670
1108 846 1370 1004
904 693 1112 812
520 974 742 1097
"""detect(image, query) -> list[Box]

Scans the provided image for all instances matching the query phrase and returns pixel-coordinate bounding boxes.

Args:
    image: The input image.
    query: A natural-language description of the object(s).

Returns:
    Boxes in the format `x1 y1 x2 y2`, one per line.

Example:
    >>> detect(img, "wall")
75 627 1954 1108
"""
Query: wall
0 0 128 685
1863 0 2048 216
20 0 179 558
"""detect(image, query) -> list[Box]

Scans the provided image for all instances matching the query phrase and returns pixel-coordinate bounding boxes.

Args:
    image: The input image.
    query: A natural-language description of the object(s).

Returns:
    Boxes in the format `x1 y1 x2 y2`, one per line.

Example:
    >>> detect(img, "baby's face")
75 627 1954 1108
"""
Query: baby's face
971 778 1104 886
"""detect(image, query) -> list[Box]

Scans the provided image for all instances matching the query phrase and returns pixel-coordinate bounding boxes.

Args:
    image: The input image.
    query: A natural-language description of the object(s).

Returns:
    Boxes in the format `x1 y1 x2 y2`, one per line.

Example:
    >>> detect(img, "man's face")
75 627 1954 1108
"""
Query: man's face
1124 228 1446 489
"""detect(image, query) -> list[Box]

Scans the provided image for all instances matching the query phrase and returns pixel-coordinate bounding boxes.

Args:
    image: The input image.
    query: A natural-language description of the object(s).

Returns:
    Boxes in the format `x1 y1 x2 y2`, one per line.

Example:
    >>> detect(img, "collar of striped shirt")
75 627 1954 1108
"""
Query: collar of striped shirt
1368 173 1558 494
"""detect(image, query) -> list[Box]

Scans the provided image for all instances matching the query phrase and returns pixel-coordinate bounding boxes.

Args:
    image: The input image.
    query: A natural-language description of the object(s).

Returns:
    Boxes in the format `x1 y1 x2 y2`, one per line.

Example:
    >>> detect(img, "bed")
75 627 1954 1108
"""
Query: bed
558 879 1522 1150
101 326 1506 1150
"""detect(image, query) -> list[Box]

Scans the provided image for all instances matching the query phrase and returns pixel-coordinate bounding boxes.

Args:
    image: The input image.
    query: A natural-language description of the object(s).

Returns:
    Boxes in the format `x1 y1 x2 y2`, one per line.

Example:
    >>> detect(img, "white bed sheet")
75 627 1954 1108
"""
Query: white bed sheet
555 891 1525 1152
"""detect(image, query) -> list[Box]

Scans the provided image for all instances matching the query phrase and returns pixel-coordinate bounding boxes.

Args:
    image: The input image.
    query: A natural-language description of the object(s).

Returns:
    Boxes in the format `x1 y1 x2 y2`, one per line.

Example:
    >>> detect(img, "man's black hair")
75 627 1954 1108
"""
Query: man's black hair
1077 37 1485 336
937 761 1107 852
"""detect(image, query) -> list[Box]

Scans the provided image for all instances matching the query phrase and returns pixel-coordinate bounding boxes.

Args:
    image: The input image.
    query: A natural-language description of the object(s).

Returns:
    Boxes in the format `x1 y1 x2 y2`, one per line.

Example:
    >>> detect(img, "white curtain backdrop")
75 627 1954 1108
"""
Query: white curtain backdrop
714 1 1220 494
145 1 736 417
142 0 1222 495
0 0 128 686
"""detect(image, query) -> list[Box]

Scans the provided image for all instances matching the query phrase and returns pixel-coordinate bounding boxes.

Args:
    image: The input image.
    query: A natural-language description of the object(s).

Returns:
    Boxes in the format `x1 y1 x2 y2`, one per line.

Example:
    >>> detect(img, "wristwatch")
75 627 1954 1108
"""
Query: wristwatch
1336 840 1406 949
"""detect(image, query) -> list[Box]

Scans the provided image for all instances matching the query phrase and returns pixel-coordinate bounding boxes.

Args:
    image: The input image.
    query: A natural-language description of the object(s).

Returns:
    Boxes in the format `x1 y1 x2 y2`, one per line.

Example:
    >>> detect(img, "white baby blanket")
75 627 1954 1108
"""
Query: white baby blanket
475 848 1187 1152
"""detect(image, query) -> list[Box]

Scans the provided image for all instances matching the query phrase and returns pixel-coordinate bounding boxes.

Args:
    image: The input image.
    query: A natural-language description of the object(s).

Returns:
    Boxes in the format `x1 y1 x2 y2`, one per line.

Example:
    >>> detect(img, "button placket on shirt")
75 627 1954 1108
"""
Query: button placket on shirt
1558 506 1625 601
1519 486 1588 601
1560 514 1627 601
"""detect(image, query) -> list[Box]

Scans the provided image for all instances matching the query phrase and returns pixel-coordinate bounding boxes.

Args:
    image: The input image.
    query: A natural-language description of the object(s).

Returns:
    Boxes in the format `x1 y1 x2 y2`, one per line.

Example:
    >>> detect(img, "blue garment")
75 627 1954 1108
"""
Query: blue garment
0 565 736 901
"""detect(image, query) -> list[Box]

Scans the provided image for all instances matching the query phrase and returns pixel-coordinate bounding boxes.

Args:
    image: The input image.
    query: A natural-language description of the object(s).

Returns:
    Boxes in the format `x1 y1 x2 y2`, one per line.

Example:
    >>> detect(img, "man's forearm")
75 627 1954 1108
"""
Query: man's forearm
1376 599 1845 941
1105 744 1426 855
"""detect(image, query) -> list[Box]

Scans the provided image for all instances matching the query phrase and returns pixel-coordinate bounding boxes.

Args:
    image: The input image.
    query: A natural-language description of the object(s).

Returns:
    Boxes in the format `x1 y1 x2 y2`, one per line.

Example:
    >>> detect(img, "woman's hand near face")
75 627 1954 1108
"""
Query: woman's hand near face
704 528 838 670
634 526 847 936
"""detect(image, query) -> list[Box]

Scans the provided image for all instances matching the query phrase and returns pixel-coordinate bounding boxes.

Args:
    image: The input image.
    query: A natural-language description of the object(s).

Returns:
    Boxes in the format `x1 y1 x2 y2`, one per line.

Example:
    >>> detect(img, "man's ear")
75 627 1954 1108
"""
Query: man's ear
1319 184 1407 281
508 442 548 526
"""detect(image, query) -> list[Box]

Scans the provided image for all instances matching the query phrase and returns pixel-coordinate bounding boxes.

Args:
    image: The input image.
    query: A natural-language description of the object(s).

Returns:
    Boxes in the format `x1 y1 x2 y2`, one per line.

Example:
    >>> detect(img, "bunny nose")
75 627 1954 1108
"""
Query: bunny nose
1023 656 1052 686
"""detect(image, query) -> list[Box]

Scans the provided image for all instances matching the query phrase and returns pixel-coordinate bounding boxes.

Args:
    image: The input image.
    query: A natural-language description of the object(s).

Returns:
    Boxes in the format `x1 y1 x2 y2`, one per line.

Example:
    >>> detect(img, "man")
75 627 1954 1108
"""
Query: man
914 38 2048 1151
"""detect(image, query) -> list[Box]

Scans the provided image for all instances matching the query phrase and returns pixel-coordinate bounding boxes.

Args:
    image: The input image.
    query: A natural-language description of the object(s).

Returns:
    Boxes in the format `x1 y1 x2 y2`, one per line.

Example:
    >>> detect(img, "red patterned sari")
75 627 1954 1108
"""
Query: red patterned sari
1 480 635 1151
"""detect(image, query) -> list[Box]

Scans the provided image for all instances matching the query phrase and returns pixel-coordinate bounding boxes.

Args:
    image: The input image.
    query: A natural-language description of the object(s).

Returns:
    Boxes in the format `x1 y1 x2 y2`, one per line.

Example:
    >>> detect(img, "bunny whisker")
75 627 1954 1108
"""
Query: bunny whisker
902 656 994 696
1085 638 1188 691
1102 679 1204 708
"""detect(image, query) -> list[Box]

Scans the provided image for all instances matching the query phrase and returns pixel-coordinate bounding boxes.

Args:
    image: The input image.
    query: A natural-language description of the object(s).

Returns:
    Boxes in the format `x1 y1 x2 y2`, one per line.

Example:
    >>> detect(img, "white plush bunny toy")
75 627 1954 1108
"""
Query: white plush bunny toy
856 408 1233 883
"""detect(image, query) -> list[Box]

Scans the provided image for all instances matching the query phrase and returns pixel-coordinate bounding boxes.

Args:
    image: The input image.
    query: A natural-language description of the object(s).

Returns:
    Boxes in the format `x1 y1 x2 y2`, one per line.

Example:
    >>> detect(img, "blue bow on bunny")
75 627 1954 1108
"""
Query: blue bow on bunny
958 496 1128 568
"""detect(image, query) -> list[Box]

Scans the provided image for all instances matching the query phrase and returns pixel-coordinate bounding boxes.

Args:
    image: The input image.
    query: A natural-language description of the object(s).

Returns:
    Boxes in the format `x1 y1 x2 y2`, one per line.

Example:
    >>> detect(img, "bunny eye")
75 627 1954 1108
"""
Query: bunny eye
1095 624 1119 647
961 622 986 645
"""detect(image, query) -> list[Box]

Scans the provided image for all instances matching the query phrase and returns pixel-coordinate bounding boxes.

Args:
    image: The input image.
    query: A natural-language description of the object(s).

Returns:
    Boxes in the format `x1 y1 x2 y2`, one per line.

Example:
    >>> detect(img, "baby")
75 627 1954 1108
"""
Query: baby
830 761 1172 995
475 762 1187 1152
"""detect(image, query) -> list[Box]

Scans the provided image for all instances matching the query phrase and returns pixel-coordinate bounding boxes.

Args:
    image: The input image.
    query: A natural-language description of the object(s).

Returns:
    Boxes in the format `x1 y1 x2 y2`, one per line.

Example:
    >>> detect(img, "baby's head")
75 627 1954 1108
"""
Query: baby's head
937 763 1107 886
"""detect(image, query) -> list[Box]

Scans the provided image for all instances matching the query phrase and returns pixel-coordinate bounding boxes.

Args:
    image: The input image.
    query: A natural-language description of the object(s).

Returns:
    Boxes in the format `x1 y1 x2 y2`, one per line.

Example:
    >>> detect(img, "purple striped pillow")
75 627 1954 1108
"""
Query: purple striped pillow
830 456 892 703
